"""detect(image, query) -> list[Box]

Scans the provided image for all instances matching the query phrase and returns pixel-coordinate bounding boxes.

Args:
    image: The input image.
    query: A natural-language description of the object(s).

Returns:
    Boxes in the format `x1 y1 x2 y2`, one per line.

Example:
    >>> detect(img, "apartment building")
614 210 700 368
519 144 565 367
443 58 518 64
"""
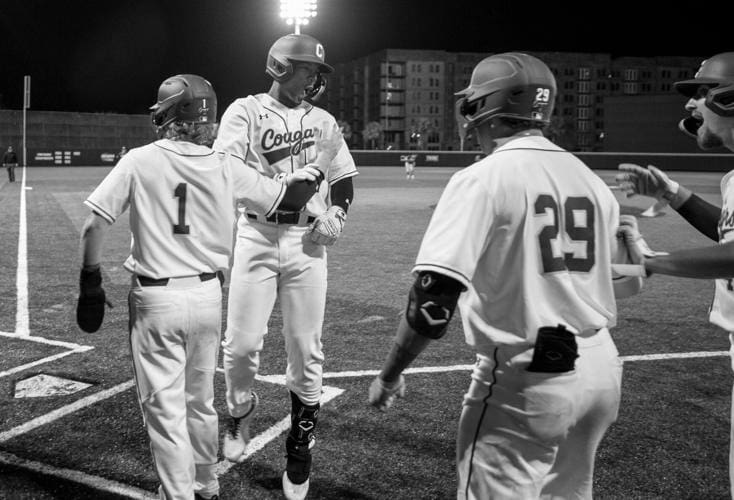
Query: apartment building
324 49 703 152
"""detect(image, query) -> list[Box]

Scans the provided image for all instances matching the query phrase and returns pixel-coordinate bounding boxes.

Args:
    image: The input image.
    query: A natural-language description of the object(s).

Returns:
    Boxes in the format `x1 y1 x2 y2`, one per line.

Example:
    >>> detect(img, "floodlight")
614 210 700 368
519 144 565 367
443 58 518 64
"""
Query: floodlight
279 0 317 34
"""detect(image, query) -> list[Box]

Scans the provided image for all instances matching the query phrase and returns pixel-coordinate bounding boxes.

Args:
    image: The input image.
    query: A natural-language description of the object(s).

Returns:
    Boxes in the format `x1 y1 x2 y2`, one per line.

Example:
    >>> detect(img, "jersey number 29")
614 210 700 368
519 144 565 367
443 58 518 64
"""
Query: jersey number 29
535 194 595 273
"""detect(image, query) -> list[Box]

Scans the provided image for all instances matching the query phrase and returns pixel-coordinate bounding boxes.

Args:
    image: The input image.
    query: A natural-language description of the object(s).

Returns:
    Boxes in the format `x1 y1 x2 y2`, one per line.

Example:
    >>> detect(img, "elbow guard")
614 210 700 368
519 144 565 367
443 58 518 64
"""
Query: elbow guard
405 271 463 339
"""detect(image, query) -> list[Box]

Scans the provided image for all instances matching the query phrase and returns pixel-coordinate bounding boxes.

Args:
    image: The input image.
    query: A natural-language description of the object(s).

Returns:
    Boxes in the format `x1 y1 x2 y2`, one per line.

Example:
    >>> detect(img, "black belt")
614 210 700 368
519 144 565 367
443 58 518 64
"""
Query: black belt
247 212 315 224
137 272 219 287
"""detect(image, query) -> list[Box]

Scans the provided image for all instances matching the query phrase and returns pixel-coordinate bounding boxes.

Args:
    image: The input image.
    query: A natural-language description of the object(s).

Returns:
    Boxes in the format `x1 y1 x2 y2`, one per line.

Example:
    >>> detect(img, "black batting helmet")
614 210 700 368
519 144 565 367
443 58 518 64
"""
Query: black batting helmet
675 52 734 117
266 34 333 82
455 52 556 132
150 74 217 129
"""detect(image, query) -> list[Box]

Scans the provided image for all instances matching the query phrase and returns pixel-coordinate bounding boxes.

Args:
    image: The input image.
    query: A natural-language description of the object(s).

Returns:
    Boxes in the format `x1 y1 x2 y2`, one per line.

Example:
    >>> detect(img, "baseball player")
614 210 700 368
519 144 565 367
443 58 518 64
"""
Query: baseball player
615 52 734 499
212 33 357 500
76 74 326 500
404 153 417 180
369 53 641 499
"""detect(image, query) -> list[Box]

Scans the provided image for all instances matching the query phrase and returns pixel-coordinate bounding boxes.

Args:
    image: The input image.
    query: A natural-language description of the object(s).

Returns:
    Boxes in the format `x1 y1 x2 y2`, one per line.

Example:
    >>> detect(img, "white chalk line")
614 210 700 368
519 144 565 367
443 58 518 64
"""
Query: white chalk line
0 449 156 499
2 349 730 497
0 347 94 379
0 380 135 443
15 164 29 336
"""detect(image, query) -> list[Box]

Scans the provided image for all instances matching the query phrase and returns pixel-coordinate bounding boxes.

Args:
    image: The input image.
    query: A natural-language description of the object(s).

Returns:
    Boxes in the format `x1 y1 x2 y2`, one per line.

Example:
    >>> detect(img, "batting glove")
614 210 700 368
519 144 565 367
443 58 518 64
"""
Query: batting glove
76 265 110 333
309 205 347 246
368 375 406 412
615 163 680 201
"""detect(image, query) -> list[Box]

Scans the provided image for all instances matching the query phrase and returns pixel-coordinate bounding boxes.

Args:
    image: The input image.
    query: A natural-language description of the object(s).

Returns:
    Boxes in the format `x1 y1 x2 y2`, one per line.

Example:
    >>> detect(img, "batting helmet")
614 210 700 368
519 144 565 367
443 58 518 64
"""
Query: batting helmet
149 74 217 129
266 34 334 82
675 52 734 116
455 52 556 132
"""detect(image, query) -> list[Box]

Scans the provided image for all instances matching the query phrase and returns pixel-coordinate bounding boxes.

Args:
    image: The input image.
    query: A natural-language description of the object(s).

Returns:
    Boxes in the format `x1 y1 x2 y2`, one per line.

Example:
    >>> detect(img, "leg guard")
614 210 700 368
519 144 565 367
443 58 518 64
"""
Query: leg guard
286 391 320 484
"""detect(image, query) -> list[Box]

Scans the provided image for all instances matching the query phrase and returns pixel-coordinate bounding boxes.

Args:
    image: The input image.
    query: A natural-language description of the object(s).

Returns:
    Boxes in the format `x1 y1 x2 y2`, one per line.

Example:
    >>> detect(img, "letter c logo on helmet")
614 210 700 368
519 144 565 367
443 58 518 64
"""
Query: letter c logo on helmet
265 33 334 83
674 52 734 117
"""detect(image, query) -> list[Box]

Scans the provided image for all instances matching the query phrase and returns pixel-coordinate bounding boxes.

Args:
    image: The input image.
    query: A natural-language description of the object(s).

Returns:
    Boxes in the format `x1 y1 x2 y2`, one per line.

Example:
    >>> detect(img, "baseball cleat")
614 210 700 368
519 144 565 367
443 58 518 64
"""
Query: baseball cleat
223 391 258 463
282 471 310 500
282 435 315 499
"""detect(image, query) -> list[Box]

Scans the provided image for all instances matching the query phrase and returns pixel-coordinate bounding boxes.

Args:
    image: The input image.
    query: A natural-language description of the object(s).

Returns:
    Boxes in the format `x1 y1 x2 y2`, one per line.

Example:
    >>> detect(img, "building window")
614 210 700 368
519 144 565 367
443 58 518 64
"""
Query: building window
578 81 590 93
623 82 638 94
624 69 639 81
578 67 590 80
578 94 591 106
577 119 591 132
577 108 590 119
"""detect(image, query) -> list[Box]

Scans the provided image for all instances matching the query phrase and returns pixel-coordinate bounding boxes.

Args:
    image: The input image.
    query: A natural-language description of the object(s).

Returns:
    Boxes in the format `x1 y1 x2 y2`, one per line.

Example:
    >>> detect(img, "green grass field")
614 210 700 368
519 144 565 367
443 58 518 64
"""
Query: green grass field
0 165 732 499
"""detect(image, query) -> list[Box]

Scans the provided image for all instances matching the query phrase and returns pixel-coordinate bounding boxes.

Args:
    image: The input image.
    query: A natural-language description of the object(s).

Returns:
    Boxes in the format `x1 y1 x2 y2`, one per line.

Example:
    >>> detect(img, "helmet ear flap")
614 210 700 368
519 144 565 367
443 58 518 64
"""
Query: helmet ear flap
267 55 293 82
706 83 734 116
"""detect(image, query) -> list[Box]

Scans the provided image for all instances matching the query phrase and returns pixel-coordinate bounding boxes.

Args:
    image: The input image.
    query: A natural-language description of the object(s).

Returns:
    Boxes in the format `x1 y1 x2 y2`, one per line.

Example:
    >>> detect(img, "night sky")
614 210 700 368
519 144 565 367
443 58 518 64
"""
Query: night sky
0 0 728 115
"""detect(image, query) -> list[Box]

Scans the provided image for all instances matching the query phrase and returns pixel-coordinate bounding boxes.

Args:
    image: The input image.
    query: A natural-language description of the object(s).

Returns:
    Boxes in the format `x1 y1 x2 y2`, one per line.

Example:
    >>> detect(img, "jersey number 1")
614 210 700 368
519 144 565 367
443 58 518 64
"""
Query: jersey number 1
535 194 595 273
173 183 190 235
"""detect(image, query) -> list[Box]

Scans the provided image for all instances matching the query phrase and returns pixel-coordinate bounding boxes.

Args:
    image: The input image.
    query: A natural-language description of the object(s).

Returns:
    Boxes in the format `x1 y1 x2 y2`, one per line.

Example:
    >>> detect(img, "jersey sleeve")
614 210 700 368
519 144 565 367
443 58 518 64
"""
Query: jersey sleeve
413 171 491 288
228 155 285 217
327 139 359 185
84 157 133 223
317 113 357 184
213 99 251 161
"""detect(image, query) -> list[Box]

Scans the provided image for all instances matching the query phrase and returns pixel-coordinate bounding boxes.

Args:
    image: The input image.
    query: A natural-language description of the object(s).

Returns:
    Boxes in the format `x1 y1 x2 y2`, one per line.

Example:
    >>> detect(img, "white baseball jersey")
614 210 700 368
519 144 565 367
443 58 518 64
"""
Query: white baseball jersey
213 93 358 218
85 139 286 279
709 170 734 331
414 135 620 350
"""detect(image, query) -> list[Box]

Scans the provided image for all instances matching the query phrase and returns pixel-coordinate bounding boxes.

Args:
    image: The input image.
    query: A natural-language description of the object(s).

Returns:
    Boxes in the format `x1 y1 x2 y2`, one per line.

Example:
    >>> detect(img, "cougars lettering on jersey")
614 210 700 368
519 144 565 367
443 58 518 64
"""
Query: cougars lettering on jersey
413 135 619 350
213 93 357 219
84 139 285 279
710 170 734 331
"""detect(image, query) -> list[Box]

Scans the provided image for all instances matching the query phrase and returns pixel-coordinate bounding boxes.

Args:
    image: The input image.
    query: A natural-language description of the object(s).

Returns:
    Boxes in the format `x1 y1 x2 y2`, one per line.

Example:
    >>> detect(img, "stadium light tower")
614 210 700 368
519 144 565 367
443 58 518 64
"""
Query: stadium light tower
279 0 317 34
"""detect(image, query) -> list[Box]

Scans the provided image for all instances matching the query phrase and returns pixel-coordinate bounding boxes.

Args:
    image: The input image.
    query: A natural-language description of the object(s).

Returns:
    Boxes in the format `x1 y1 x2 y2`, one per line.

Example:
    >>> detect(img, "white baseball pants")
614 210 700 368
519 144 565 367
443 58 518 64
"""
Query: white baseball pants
129 276 221 500
457 328 622 500
223 219 326 416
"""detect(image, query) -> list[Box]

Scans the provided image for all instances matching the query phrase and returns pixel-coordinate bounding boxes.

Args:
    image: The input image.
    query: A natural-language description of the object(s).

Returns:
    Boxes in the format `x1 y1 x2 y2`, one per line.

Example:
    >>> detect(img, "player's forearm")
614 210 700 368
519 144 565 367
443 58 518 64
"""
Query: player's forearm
79 213 110 267
278 180 320 211
671 186 721 241
646 241 734 278
380 315 432 383
330 177 353 212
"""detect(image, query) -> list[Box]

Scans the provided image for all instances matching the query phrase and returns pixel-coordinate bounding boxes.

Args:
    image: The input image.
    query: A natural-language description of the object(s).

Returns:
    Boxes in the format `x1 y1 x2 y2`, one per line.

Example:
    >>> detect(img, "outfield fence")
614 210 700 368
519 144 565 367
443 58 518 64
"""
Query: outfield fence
16 148 734 171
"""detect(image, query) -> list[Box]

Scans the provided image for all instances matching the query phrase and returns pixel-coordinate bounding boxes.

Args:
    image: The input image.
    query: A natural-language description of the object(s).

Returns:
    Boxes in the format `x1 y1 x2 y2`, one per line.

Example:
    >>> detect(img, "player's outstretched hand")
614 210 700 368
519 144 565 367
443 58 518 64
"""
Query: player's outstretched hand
615 163 679 200
309 205 346 246
368 375 406 412
313 121 344 168
76 265 110 333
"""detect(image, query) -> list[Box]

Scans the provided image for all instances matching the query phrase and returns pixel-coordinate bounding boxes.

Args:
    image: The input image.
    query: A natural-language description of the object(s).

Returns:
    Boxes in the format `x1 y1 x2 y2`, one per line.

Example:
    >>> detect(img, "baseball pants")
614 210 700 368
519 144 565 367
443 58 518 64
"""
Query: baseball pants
729 333 734 500
457 328 622 500
223 219 327 416
129 275 222 500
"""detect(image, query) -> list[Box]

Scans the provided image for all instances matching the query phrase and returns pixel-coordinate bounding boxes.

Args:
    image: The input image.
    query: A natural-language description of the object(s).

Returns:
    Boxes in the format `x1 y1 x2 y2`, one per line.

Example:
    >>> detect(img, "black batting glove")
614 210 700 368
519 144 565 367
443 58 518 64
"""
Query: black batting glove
76 265 107 333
